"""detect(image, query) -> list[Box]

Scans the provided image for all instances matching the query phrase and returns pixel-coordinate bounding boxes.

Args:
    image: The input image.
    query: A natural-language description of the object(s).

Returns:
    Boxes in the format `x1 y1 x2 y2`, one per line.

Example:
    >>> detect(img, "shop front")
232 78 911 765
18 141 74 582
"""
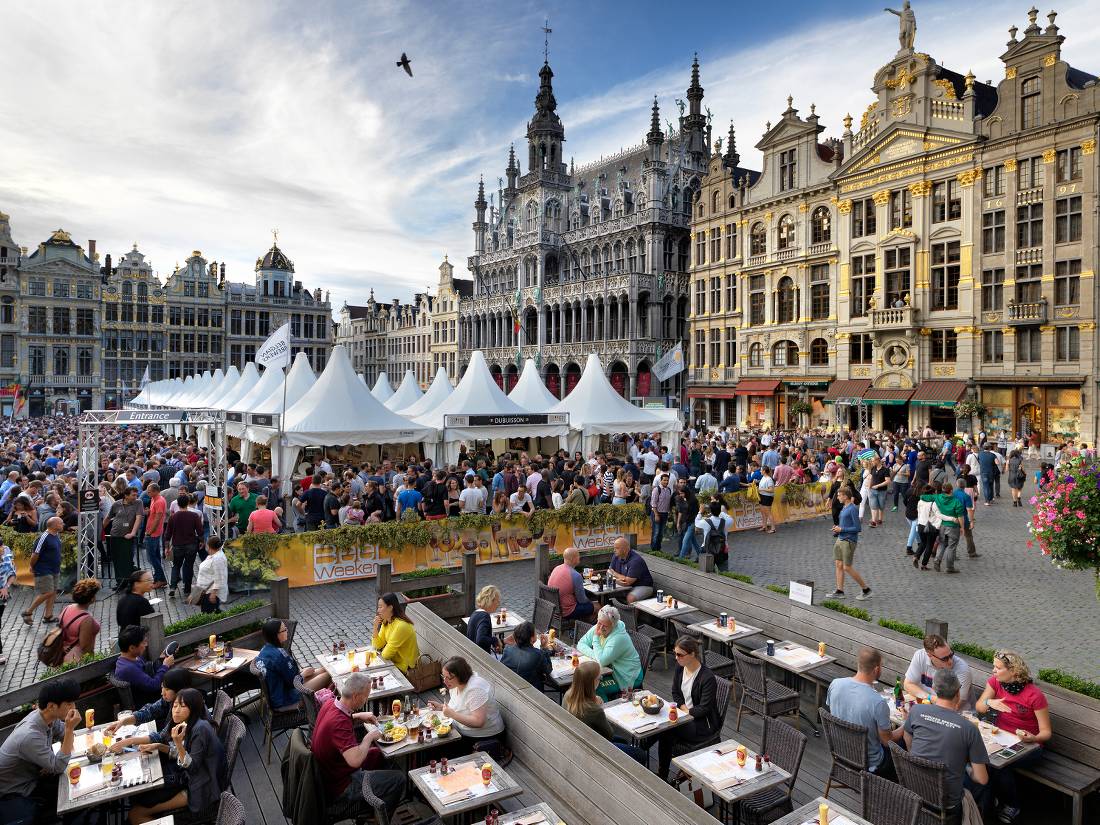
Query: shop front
685 386 738 429
909 380 967 434
980 383 1083 444
862 387 914 432
822 379 872 430
779 379 832 429
733 379 780 429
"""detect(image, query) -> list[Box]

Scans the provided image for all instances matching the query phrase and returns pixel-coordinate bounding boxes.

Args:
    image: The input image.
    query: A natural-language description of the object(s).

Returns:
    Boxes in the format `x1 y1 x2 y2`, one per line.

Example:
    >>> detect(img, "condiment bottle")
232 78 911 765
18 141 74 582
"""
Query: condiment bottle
755 753 762 772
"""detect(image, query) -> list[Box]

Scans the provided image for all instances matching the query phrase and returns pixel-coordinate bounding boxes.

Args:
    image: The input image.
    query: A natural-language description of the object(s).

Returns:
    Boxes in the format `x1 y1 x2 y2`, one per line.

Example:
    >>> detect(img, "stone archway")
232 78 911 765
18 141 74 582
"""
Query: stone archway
564 362 582 396
489 364 503 390
544 363 561 399
504 364 519 393
609 361 629 398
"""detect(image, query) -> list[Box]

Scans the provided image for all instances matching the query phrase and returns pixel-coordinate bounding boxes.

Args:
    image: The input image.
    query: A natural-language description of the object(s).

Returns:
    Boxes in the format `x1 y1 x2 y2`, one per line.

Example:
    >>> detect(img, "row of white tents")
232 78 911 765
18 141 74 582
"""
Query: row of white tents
129 345 681 483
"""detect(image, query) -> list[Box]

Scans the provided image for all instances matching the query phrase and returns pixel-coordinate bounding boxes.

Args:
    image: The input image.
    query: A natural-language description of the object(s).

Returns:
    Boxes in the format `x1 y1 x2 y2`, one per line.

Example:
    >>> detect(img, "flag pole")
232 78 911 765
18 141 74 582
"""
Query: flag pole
279 318 289 506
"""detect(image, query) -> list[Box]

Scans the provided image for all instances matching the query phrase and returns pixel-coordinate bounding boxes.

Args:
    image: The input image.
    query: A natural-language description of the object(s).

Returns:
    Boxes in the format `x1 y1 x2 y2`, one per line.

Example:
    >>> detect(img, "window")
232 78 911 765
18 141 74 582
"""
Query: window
198 281 209 298
1017 156 1044 189
28 306 47 334
304 314 315 339
884 247 911 307
183 280 195 297
776 277 796 323
77 282 93 300
981 268 1004 312
76 308 94 336
710 329 721 364
244 311 257 337
811 207 831 244
1056 326 1079 362
779 149 796 191
982 210 1005 253
1020 76 1041 130
777 215 796 250
29 345 45 374
136 304 148 323
983 165 1005 197
1056 147 1082 183
694 279 706 315
982 330 1004 363
1 335 15 368
230 309 242 335
710 276 721 314
930 241 960 310
851 198 876 238
773 340 798 367
1016 203 1043 248
53 307 71 335
725 273 737 312
1015 264 1042 303
932 179 961 222
749 275 765 326
695 232 706 266
851 254 876 317
0 297 13 325
930 330 958 362
28 278 45 296
121 303 133 323
725 224 737 258
725 327 737 365
810 264 830 320
78 348 92 374
810 338 829 365
749 342 763 367
211 310 222 328
53 279 70 298
750 223 766 256
1055 259 1080 306
693 329 705 366
850 333 873 364
626 240 637 271
53 346 69 376
710 227 722 261
890 190 912 229
169 306 181 325
1016 327 1042 362
1055 196 1082 243
152 306 163 325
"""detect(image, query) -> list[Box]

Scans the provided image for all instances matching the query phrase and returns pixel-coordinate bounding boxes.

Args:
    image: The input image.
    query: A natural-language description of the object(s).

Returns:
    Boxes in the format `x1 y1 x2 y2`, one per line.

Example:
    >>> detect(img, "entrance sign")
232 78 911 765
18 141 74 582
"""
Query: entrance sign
115 409 193 424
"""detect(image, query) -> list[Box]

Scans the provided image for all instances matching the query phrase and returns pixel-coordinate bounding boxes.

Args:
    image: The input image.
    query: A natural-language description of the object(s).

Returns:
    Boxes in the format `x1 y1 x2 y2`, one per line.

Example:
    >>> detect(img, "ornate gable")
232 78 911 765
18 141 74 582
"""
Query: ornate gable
841 125 974 176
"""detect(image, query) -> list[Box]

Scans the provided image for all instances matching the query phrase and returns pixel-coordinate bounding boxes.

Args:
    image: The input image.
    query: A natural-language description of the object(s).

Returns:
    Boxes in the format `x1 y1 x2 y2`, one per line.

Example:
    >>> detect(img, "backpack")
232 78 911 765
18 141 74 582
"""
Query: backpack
705 516 728 563
38 609 86 667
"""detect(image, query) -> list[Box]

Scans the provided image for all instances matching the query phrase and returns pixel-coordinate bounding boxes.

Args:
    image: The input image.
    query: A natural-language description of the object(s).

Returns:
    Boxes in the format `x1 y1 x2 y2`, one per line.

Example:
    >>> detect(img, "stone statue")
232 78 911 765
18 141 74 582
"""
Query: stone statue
885 1 916 52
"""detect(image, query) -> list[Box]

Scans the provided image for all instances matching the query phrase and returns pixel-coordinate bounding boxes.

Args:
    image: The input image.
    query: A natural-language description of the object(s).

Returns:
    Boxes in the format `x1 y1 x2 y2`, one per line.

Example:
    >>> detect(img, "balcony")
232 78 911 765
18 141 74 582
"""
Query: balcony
29 374 99 387
747 254 767 268
869 305 919 331
807 242 832 256
774 247 800 262
1006 299 1047 325
1016 187 1043 206
1015 246 1043 265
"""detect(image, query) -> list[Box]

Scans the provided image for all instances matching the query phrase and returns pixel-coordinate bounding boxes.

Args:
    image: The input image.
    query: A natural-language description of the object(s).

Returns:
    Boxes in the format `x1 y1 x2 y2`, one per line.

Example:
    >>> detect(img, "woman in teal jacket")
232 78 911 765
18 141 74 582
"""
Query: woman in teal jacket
577 604 642 700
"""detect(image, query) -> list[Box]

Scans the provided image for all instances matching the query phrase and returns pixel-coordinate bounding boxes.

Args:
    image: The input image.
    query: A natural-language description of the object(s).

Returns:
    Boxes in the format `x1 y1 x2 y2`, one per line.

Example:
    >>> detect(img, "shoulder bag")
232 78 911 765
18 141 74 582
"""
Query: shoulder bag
404 654 442 692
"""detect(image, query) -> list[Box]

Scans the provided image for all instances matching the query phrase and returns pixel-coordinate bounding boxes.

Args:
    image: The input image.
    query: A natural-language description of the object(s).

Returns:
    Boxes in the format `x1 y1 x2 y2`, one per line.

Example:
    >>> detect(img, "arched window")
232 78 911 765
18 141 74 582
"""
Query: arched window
811 206 831 244
772 340 798 367
626 239 637 272
581 250 590 276
776 276 796 323
137 282 148 300
750 222 767 256
602 245 612 275
525 201 537 232
546 200 561 232
777 214 796 250
728 193 737 209
613 242 624 272
121 281 133 299
711 191 720 213
749 342 763 367
810 338 829 365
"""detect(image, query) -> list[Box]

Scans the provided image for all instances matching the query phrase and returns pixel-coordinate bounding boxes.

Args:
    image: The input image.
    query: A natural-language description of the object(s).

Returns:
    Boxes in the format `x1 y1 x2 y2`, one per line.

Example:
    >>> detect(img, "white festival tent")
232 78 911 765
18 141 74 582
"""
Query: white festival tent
371 373 394 403
552 353 682 454
358 374 367 385
182 368 222 407
238 352 317 472
192 366 237 409
508 359 560 412
169 371 212 406
213 362 260 411
226 361 288 444
397 367 452 418
412 351 568 464
385 370 423 411
160 374 196 406
250 346 436 490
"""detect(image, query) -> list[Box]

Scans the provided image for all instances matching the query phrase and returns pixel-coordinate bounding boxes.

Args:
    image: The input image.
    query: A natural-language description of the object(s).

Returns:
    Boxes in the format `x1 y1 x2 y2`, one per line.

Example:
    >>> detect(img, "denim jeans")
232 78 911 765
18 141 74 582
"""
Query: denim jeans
980 476 994 503
143 535 167 583
893 481 910 508
679 523 700 558
905 518 919 550
651 513 668 552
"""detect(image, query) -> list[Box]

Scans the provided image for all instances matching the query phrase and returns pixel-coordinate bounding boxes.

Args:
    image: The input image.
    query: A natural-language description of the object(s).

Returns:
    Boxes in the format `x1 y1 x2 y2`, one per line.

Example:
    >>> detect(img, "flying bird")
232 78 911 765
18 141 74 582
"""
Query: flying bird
397 53 412 77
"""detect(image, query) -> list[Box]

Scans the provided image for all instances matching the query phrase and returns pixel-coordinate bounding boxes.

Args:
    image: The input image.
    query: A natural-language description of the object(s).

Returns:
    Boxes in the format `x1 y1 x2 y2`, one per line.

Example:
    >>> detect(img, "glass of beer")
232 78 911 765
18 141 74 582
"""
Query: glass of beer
85 709 95 729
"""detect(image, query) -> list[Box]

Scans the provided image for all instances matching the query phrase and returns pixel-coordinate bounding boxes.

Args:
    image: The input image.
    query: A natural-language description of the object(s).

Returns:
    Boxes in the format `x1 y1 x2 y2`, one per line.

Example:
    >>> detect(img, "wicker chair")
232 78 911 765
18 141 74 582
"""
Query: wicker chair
731 651 800 731
670 617 734 679
575 621 595 643
294 674 320 731
221 713 246 796
889 742 952 825
613 597 666 667
106 672 135 712
820 707 870 798
306 728 393 825
667 676 733 764
532 597 558 635
627 631 653 679
737 716 807 825
537 582 576 639
861 770 921 825
250 658 308 763
215 791 246 825
211 690 233 741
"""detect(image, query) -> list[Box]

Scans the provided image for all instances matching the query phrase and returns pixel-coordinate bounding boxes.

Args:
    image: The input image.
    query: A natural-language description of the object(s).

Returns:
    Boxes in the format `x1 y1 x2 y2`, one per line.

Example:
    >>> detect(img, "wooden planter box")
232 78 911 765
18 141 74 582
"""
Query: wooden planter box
405 589 466 621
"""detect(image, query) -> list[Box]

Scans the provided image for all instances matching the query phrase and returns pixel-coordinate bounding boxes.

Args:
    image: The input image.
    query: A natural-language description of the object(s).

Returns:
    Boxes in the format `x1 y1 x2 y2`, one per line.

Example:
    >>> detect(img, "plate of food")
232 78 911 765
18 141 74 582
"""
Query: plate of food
379 722 408 745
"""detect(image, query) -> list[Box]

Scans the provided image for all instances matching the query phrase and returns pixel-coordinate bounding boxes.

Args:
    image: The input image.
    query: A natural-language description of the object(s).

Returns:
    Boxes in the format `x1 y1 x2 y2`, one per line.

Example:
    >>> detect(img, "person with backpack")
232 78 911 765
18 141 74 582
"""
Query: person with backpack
695 499 732 566
43 578 101 666
21 516 64 626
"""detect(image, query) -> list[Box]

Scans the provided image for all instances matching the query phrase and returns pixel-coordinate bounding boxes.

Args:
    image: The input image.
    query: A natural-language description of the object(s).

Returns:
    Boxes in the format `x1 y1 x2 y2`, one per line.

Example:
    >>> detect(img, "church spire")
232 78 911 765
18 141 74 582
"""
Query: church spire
526 60 565 175
723 121 739 170
505 144 518 191
647 96 664 145
682 54 708 159
687 53 703 115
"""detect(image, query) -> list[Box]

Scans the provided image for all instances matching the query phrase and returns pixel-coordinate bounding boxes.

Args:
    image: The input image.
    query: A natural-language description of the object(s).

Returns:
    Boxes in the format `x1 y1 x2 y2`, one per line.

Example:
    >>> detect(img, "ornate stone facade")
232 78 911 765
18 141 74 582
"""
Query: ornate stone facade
102 245 166 409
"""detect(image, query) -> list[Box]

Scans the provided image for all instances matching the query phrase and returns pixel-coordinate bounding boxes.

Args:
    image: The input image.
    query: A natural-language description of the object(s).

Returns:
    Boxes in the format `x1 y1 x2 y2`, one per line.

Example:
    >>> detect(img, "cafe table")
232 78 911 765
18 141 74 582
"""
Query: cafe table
534 637 611 691
462 610 527 638
671 736 792 822
750 640 835 734
56 746 165 815
333 663 414 705
409 752 522 821
181 646 260 681
689 617 764 652
498 802 567 824
52 721 157 758
633 596 697 663
373 709 462 767
582 577 633 605
603 690 692 746
316 646 383 680
769 796 873 825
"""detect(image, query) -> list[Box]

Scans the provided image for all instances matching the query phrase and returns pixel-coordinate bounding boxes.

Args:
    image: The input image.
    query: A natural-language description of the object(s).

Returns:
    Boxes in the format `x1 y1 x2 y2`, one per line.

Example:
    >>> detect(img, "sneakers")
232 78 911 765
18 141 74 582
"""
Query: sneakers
891 506 898 512
855 588 872 600
826 589 846 598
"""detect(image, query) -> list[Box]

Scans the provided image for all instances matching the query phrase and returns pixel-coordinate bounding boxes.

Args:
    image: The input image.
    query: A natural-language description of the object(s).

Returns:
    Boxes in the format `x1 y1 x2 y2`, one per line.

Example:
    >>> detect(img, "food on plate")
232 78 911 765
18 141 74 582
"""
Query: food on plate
643 695 661 708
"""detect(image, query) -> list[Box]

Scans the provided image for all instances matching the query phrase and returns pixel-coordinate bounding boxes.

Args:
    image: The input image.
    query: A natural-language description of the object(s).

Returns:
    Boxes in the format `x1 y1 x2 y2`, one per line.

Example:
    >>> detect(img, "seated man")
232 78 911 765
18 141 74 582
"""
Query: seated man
903 670 989 821
114 624 177 707
311 671 406 818
577 605 641 701
0 677 81 825
903 633 973 710
825 646 904 778
546 547 595 621
608 536 653 603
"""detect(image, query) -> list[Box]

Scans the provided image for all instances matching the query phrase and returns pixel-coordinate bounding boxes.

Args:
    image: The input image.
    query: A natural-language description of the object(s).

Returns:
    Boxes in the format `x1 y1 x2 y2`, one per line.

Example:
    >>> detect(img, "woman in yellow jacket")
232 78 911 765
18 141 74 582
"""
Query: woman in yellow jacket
371 592 419 672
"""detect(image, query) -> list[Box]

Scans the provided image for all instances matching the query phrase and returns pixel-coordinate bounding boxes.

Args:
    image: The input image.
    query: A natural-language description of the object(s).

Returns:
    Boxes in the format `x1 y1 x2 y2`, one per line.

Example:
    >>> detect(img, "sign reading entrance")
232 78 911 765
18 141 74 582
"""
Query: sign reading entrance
444 413 569 428
114 409 192 424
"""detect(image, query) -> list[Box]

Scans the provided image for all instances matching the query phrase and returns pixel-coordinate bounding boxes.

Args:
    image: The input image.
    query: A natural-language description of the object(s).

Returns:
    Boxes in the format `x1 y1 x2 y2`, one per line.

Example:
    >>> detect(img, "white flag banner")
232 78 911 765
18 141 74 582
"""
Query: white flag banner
139 365 151 390
652 342 685 382
256 321 291 369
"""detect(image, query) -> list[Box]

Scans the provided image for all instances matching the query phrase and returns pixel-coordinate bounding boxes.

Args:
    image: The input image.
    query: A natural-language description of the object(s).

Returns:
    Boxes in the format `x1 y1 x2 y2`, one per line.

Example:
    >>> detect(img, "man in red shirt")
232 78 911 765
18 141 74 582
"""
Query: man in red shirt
546 547 594 620
143 483 168 587
310 672 406 815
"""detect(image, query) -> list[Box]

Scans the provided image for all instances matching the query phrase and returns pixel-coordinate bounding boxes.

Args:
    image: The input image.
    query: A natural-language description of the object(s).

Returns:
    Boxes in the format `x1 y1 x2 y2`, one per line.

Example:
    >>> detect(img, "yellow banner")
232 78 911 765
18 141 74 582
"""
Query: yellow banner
713 482 832 532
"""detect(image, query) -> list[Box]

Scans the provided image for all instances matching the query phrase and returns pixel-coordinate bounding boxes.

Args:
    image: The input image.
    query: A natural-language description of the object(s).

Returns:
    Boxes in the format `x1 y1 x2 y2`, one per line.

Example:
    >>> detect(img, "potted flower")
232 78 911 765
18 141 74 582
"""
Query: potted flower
1027 456 1100 601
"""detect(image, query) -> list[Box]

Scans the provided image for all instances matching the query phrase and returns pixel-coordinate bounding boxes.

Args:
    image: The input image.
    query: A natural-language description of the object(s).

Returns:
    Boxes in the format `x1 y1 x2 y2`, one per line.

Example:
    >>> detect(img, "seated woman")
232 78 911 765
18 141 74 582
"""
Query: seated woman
371 592 419 672
564 660 646 764
500 621 552 689
57 578 101 664
427 656 507 758
466 585 502 654
127 688 228 824
576 605 641 701
656 637 720 781
257 619 332 712
975 650 1051 824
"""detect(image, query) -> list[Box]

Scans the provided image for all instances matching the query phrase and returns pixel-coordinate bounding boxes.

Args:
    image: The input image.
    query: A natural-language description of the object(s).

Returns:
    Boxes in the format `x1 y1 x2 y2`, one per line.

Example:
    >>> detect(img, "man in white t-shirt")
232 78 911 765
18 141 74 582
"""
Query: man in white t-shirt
640 448 660 479
760 432 773 447
458 476 485 514
902 633 973 709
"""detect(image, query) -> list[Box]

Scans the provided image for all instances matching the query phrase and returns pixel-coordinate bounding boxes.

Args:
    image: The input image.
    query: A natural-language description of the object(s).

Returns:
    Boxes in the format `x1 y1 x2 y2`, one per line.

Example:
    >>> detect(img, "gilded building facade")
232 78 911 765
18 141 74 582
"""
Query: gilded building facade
102 245 167 409
689 7 1099 445
431 256 470 381
163 251 226 379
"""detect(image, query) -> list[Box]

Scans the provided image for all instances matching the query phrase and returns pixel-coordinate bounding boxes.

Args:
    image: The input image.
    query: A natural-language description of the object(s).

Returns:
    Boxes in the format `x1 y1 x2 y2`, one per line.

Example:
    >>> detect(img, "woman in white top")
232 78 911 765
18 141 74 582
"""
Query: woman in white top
194 535 229 614
550 478 565 510
427 656 506 742
858 459 873 520
757 465 776 534
612 469 628 505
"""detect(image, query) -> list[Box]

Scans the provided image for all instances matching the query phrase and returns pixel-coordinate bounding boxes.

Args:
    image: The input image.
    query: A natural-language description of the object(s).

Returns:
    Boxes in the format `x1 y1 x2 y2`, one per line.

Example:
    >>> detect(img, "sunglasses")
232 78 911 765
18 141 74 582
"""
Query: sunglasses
673 650 689 658
933 650 955 662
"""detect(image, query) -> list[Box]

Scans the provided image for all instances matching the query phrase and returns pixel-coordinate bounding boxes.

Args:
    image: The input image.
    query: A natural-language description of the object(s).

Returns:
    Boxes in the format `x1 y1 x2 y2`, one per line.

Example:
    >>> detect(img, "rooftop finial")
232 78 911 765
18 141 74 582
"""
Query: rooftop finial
1008 24 1019 42
1025 6 1040 34
542 17 552 64
1045 10 1058 35
271 227 279 246
843 112 853 132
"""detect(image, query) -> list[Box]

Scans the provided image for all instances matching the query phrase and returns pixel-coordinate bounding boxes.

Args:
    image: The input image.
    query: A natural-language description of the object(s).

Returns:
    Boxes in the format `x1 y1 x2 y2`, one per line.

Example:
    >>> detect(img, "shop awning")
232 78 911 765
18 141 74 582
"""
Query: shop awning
733 379 781 396
863 388 915 406
783 379 833 388
687 387 739 399
822 379 872 403
910 380 968 407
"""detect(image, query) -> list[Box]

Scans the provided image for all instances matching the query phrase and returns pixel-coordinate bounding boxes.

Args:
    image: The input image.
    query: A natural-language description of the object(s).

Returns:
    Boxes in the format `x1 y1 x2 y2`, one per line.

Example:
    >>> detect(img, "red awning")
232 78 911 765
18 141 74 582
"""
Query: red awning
733 379 781 396
687 387 739 399
822 379 872 403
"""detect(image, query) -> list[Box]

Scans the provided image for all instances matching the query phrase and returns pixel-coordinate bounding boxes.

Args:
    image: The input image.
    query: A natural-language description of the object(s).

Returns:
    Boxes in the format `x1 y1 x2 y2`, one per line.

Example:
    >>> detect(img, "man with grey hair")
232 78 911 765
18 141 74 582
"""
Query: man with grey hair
546 546 594 621
577 603 642 700
310 671 407 818
903 669 989 819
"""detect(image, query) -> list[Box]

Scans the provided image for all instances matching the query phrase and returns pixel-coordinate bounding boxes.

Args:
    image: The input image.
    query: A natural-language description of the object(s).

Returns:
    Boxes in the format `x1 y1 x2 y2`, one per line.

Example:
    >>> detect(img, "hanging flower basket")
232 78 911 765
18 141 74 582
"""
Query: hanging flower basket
954 400 987 420
1027 456 1100 600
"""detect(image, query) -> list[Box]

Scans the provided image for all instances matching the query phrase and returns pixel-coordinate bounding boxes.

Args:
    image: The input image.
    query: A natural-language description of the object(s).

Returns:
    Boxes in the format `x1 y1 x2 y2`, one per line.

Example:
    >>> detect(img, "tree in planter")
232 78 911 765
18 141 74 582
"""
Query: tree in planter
789 399 813 428
1027 455 1100 600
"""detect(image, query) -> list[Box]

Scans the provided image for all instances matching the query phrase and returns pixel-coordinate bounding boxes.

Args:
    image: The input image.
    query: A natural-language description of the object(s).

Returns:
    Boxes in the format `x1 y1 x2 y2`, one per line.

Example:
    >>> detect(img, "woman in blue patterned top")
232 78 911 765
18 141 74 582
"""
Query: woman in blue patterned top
0 544 15 666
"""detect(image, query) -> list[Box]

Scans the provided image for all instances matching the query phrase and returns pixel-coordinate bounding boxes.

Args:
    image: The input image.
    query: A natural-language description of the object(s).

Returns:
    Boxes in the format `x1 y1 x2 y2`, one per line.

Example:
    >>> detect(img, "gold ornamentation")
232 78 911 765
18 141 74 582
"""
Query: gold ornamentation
798 202 808 213
880 227 916 241
852 366 872 377
919 328 932 336
837 199 853 215
1055 306 1079 319
1039 325 1055 333
953 326 978 335
909 180 932 198
860 102 878 130
1043 149 1056 164
1081 269 1095 278
1003 158 1017 172
835 332 850 340
1043 54 1057 67
872 189 891 206
885 68 915 89
764 212 773 222
1001 327 1013 334
956 169 982 187
1005 67 1017 79
891 94 914 118
843 113 853 131
1082 140 1096 156
984 312 1001 323
1080 323 1096 331
932 365 957 376
932 79 957 100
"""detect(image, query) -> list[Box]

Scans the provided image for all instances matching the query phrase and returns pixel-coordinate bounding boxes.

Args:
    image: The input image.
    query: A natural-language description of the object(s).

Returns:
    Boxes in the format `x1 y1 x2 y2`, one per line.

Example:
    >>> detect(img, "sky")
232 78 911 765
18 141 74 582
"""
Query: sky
2 0 1097 312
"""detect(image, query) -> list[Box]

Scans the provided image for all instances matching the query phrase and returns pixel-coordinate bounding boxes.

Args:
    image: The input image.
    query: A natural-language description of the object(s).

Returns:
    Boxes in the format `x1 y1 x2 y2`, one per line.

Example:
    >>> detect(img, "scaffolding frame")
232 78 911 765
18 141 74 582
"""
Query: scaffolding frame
77 409 227 583
834 399 870 439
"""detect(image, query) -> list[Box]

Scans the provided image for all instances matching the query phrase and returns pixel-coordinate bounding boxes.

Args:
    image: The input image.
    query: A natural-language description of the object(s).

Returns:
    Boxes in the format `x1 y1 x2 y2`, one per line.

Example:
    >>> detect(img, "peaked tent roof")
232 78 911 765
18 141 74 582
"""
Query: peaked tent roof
173 371 213 406
385 370 424 411
251 352 316 415
191 367 232 408
358 374 367 385
232 362 286 413
278 345 434 446
508 359 559 412
398 367 453 417
164 376 194 406
201 365 242 409
552 353 676 436
214 362 260 411
371 373 394 402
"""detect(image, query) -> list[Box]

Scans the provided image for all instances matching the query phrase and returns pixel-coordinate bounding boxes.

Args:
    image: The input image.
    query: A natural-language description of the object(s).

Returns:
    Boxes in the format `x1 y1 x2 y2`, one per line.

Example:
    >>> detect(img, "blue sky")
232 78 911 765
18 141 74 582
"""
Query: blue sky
1 1 1096 310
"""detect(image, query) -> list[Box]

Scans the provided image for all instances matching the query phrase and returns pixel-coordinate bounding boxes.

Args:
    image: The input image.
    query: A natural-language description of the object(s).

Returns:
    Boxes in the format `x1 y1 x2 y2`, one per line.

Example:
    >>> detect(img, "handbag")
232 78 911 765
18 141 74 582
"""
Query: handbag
187 582 211 606
676 773 715 809
404 654 442 692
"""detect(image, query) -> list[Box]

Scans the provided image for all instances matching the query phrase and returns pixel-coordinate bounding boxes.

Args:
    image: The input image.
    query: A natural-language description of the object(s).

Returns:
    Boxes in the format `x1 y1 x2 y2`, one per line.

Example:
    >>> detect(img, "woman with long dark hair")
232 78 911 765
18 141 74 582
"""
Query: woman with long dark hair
258 618 331 712
116 569 156 630
371 592 419 672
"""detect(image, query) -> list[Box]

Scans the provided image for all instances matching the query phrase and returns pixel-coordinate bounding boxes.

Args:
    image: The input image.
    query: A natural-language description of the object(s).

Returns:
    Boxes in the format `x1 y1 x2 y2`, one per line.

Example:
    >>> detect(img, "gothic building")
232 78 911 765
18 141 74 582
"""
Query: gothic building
461 58 709 400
